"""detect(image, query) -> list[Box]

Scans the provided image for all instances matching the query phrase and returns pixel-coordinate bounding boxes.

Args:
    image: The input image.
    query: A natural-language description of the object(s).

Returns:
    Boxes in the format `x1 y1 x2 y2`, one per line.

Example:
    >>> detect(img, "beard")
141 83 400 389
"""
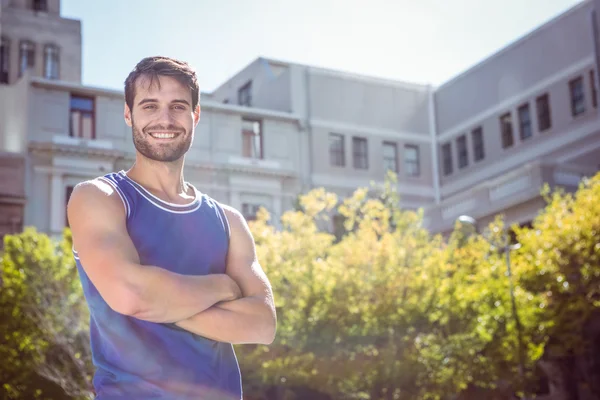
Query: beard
131 118 193 163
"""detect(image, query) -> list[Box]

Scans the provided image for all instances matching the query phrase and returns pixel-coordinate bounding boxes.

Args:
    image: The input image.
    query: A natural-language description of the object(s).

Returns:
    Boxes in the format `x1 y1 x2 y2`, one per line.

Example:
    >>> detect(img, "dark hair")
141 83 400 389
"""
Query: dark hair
124 56 200 110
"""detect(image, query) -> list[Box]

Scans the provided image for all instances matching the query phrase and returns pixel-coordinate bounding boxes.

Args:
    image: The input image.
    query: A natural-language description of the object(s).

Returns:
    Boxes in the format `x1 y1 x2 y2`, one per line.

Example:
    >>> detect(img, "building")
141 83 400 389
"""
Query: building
0 0 599 241
0 0 81 85
0 150 25 241
426 0 600 233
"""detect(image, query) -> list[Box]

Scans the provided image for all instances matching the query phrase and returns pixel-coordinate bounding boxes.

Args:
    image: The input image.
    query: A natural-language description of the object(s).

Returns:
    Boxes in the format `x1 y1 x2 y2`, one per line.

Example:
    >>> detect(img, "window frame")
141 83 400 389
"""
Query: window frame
404 144 420 177
352 136 368 170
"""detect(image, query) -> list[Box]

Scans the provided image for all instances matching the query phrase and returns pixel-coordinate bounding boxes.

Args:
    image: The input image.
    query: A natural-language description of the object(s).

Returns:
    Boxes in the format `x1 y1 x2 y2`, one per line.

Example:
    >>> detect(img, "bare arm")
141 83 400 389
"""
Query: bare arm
175 205 277 345
67 179 241 323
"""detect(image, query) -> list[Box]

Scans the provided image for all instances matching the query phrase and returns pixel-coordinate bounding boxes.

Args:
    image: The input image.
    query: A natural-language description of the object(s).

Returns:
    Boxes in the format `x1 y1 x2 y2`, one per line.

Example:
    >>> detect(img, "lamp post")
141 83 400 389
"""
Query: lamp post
456 215 526 394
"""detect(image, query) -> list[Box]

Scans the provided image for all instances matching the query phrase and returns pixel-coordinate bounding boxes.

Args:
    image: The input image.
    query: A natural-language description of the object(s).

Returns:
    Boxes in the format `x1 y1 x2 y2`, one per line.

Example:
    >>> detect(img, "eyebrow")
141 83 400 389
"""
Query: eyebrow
137 98 191 106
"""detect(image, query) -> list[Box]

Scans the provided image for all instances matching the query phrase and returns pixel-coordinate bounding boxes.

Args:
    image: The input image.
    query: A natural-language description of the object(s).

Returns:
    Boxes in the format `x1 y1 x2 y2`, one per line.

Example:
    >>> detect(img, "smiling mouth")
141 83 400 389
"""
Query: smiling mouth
148 131 180 139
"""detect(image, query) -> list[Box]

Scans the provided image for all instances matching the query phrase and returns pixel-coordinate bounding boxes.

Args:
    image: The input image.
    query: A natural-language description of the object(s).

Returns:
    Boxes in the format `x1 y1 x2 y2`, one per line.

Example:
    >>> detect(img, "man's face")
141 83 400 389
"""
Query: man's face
124 75 200 163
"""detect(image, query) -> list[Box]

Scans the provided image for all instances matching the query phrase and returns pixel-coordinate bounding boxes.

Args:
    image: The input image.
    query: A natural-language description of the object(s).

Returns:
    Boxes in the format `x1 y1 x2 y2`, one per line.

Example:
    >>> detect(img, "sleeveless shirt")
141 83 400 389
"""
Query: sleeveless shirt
73 171 242 400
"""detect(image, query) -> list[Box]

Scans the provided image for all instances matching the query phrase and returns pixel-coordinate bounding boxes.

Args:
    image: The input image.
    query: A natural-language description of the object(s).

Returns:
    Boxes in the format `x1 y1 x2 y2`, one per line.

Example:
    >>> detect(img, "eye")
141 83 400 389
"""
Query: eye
173 105 186 110
143 104 157 110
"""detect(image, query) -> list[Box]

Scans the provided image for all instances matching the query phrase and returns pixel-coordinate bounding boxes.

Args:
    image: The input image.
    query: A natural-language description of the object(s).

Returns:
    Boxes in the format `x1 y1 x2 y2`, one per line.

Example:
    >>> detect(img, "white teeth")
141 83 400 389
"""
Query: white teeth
151 133 176 139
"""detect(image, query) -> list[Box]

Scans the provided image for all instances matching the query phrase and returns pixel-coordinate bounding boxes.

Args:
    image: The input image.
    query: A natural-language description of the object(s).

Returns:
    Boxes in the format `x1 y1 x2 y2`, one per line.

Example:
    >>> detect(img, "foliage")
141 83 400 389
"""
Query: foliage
513 174 600 396
0 228 93 399
238 172 600 399
1 172 599 399
514 175 600 350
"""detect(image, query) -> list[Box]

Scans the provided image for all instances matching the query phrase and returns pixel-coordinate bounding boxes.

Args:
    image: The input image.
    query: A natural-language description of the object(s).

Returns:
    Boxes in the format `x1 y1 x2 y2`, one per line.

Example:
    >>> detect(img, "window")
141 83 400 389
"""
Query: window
569 76 585 116
19 40 35 77
44 44 59 79
456 135 468 169
442 143 453 176
352 137 368 169
32 0 48 11
329 133 345 167
471 127 484 162
499 112 514 149
518 103 532 141
65 185 74 227
404 144 420 177
238 81 252 106
382 141 398 173
242 203 262 221
69 95 95 139
0 38 8 84
536 93 551 132
241 119 262 159
590 70 597 109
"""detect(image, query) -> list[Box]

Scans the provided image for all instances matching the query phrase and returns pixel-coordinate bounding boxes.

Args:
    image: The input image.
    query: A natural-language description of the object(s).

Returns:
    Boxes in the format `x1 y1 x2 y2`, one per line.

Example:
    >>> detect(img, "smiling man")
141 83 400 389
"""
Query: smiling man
67 56 276 400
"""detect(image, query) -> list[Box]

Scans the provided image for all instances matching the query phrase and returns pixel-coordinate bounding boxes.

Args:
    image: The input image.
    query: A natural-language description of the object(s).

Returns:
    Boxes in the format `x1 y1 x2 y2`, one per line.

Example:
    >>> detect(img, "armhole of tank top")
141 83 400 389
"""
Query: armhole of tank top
216 201 231 242
98 176 131 220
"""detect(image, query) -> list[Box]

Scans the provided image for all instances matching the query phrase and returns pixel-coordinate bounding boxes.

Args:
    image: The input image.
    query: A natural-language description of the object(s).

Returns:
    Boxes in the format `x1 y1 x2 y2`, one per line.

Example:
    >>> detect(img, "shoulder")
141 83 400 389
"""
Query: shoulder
67 177 127 221
217 203 253 237
219 203 244 222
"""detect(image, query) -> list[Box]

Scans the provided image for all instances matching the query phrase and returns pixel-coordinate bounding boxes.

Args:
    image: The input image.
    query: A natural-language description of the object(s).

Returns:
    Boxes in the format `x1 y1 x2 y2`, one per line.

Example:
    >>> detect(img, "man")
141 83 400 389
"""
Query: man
67 56 276 400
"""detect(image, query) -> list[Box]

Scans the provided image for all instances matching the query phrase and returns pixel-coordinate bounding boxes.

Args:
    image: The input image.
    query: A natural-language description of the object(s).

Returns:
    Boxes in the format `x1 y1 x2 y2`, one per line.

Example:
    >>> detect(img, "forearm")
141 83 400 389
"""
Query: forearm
125 265 239 323
175 295 276 345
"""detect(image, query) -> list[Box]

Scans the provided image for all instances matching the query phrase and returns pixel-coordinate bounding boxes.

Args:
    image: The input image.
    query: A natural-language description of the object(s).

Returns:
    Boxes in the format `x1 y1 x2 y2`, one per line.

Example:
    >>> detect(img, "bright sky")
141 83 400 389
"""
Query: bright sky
61 0 583 93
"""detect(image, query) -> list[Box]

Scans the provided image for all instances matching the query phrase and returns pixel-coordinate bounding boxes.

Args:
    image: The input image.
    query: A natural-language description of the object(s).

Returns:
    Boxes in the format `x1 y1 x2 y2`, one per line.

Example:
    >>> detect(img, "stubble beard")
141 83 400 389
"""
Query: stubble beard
131 117 193 163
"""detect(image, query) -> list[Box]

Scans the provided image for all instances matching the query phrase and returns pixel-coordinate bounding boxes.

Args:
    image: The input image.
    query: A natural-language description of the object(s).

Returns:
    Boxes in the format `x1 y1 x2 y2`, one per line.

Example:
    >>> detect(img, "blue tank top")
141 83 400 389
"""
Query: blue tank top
73 171 242 400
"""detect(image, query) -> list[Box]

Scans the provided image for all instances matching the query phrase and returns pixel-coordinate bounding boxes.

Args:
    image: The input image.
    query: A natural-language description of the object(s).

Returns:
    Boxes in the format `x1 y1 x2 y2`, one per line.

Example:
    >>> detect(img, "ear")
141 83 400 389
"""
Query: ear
193 105 201 126
124 103 132 127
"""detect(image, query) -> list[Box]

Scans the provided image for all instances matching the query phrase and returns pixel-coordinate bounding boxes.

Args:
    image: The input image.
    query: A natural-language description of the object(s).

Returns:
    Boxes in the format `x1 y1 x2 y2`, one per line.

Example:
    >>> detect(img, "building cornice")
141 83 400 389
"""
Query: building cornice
30 77 124 99
28 141 124 159
29 142 297 179
29 78 302 124
0 194 27 205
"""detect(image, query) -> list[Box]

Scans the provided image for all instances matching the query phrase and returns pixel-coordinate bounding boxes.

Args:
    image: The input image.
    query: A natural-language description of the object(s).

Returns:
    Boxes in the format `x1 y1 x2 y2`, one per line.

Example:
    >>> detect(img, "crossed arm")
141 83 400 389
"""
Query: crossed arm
68 179 276 345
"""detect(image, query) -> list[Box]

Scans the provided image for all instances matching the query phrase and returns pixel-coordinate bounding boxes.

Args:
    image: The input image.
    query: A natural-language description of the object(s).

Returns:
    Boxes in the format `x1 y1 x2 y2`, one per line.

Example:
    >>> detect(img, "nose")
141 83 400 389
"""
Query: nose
156 106 176 125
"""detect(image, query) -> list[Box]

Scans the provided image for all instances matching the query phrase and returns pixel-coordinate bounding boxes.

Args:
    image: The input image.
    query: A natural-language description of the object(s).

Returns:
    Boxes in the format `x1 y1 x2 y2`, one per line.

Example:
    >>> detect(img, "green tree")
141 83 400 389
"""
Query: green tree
0 228 93 399
237 177 517 399
513 173 600 399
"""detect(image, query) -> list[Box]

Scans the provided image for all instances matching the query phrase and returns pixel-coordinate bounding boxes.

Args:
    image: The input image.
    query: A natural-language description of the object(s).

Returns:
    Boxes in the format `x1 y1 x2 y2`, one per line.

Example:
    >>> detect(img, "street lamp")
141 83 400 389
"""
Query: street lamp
456 215 526 394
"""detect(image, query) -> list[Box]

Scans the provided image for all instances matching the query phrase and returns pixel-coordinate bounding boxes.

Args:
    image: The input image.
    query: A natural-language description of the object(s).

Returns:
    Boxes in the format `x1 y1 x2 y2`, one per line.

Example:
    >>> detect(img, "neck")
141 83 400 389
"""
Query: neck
126 155 188 198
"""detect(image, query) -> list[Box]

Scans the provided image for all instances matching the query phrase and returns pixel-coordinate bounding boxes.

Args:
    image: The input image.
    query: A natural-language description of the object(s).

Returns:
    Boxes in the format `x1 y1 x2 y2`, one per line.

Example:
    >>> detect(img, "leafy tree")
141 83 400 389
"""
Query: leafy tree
513 173 600 399
0 228 93 399
238 178 513 399
2 172 599 400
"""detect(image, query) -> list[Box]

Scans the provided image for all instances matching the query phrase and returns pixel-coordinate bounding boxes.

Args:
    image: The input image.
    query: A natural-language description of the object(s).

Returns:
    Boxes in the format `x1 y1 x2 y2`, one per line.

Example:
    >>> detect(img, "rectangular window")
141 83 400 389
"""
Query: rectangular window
241 119 263 159
352 137 368 170
238 81 252 106
569 76 585 116
456 135 468 169
33 0 48 11
442 143 453 176
590 70 597 109
19 40 35 77
518 103 532 141
329 133 345 167
500 112 514 149
44 44 59 80
404 144 420 177
536 93 551 132
471 127 484 162
242 203 261 222
0 38 8 84
382 141 398 173
70 95 95 139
